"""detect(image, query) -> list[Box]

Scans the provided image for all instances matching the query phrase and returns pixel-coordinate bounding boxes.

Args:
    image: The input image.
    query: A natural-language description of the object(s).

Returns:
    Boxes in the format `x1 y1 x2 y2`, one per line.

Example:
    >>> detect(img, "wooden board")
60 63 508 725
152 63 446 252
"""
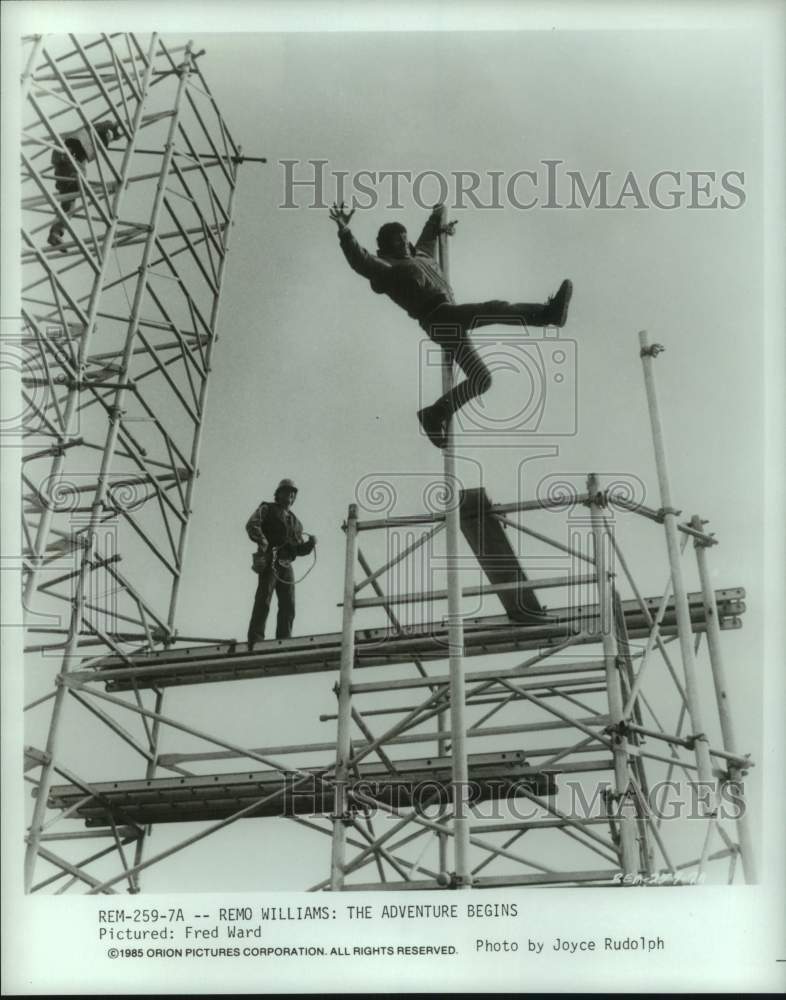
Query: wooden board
459 487 543 622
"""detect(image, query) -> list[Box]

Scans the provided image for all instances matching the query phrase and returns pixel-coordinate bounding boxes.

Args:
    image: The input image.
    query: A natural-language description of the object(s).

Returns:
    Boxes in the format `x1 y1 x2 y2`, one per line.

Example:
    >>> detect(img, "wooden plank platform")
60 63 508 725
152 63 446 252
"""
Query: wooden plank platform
82 588 745 692
43 750 558 826
459 487 543 621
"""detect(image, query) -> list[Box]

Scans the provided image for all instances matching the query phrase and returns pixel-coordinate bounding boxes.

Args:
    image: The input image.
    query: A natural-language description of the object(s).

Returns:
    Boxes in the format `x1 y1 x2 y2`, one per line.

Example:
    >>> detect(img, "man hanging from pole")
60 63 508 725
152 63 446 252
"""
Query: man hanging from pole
329 201 573 448
245 478 317 650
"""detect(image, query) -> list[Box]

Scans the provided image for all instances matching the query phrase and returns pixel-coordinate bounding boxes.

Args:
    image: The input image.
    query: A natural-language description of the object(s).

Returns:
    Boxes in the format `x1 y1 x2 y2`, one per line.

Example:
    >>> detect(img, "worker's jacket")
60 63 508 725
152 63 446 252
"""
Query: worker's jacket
51 122 116 176
245 501 314 563
338 210 455 323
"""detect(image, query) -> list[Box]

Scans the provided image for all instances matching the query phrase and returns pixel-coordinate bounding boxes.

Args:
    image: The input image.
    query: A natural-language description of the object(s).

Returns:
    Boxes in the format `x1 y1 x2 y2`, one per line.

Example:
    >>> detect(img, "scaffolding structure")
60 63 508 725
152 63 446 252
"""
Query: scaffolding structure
37 478 754 893
20 42 756 894
20 32 258 891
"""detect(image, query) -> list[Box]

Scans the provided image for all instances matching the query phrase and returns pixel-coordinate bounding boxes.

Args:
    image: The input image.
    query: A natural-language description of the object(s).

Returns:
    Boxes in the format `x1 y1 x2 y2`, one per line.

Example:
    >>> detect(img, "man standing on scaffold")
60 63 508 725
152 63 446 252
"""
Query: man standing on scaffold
245 478 317 649
329 201 573 448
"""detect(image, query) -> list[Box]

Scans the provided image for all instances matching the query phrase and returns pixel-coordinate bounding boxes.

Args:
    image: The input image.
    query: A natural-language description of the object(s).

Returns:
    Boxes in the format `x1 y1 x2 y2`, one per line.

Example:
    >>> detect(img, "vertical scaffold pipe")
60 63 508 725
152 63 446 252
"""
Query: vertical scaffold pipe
23 35 161 890
330 503 359 890
437 208 471 888
436 707 449 873
638 331 714 789
587 474 639 875
24 546 91 890
22 33 160 608
691 514 757 883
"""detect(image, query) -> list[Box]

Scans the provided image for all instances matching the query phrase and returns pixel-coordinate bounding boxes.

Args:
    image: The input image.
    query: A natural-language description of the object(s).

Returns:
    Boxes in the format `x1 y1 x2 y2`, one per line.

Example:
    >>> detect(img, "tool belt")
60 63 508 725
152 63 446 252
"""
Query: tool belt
251 549 268 574
251 545 295 574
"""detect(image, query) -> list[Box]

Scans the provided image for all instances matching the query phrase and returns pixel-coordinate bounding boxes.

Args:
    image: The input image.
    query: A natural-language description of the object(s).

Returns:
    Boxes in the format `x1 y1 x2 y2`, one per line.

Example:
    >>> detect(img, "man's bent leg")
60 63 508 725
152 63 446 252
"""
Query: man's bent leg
275 564 296 639
418 310 488 446
433 337 493 416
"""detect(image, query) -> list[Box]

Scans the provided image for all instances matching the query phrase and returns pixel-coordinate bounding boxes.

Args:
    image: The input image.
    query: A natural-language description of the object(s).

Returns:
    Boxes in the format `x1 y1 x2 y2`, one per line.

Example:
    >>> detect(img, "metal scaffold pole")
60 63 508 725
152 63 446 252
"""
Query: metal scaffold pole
437 208 471 888
638 331 715 789
27 42 195 888
24 551 91 891
330 503 359 889
587 474 639 874
22 32 160 608
21 32 251 894
690 514 757 883
23 34 162 889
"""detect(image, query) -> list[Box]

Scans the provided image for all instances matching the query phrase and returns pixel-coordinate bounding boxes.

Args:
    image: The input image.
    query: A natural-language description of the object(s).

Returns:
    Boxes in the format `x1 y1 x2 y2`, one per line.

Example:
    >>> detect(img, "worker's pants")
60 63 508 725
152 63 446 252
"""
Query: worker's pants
422 300 548 415
247 557 295 644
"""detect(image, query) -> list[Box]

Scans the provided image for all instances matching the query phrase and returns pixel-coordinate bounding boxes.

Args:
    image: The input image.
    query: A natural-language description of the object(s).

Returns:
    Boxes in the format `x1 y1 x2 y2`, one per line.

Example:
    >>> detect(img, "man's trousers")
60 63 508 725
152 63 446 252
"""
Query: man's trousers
422 300 548 415
247 555 296 644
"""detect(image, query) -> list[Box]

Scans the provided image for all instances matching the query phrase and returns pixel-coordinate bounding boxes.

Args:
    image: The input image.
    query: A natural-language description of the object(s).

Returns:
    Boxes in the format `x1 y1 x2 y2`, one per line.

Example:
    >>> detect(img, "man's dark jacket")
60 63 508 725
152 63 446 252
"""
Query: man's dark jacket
245 502 314 562
338 209 454 323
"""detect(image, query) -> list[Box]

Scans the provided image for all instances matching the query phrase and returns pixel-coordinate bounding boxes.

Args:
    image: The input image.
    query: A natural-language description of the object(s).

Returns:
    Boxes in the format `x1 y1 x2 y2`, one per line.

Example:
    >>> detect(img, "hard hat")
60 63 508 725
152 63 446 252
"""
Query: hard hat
275 478 298 494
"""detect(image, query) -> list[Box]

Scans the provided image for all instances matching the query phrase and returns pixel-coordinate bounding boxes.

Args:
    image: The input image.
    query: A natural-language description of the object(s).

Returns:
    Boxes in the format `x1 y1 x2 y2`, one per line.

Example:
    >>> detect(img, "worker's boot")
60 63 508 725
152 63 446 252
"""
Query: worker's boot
541 279 573 327
417 403 450 449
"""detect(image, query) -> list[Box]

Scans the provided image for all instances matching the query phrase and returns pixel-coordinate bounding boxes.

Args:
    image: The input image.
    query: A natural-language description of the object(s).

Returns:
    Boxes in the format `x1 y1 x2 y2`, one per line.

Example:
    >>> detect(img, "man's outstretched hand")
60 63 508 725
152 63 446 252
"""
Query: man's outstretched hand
432 203 458 236
329 202 355 230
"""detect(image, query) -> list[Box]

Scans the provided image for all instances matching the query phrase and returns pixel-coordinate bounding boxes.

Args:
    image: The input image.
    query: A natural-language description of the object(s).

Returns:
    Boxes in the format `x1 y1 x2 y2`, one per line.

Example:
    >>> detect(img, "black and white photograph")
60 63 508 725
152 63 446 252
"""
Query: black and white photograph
1 0 784 994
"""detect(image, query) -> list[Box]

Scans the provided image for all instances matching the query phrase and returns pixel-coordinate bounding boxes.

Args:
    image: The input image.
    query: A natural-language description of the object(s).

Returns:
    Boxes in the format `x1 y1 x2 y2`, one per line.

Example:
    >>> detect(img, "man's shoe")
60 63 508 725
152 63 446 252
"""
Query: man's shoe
417 405 449 449
543 279 573 327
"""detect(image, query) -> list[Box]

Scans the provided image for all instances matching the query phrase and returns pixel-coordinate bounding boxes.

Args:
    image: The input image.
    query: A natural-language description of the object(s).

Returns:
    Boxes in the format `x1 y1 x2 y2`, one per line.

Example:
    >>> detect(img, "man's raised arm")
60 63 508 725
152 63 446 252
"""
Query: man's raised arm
329 202 390 281
414 203 458 258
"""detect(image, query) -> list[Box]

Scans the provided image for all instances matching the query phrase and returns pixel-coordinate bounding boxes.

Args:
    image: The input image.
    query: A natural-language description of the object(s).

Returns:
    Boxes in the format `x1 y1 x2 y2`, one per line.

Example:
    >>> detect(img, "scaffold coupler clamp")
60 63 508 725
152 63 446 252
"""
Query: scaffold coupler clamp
606 787 632 807
151 625 175 645
692 519 716 547
656 505 682 522
581 490 604 509
640 342 665 358
438 871 474 889
605 719 630 743
725 756 750 780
